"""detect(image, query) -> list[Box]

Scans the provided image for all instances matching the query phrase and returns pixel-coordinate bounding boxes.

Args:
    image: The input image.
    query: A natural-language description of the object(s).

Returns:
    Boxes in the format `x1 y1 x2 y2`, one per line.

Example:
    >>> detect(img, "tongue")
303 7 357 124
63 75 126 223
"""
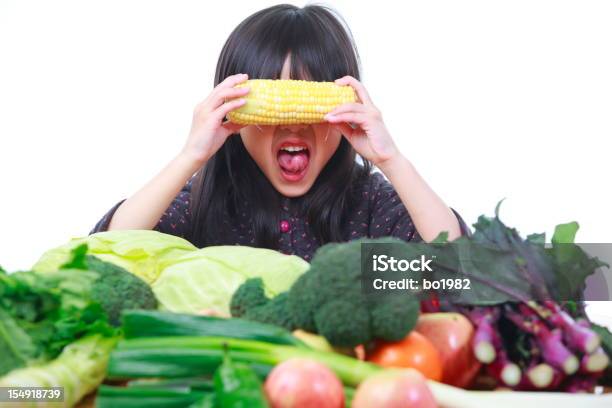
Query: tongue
278 151 309 173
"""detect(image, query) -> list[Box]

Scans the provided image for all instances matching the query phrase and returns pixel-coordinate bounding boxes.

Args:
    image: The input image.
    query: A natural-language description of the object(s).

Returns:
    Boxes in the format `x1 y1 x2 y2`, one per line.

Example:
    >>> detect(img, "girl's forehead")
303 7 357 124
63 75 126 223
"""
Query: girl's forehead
279 53 312 81
280 54 291 80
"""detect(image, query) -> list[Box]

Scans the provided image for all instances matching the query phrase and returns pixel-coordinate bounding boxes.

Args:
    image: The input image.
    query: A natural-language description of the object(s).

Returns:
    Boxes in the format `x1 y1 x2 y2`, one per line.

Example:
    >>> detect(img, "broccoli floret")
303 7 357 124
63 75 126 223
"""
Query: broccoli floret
85 255 157 325
314 300 370 347
369 294 420 341
229 238 421 348
286 272 319 332
244 292 296 331
289 237 420 347
230 278 296 330
230 277 269 318
49 247 157 326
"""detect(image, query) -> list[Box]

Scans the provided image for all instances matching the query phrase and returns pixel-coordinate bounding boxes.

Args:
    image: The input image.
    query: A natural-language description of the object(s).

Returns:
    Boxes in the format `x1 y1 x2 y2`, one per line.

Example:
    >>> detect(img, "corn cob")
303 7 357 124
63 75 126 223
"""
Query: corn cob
227 79 356 125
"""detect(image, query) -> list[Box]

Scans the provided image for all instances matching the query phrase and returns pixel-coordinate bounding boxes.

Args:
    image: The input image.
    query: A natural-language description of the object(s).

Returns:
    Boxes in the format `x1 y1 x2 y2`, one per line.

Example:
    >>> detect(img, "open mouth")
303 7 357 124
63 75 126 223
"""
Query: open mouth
276 142 310 182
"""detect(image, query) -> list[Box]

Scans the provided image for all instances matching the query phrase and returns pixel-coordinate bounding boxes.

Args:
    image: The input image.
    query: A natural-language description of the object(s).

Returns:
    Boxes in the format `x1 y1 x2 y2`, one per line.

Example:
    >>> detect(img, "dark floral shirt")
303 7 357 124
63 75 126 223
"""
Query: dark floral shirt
91 171 470 262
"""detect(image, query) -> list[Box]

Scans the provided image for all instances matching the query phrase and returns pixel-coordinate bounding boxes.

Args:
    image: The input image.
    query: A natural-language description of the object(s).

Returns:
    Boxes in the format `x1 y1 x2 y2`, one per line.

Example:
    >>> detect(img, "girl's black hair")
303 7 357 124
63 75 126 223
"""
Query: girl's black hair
190 3 371 249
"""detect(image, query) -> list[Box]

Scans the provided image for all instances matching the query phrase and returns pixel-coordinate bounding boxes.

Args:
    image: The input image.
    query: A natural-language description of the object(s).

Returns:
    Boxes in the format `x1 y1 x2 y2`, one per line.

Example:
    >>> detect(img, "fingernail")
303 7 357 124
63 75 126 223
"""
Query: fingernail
324 113 333 120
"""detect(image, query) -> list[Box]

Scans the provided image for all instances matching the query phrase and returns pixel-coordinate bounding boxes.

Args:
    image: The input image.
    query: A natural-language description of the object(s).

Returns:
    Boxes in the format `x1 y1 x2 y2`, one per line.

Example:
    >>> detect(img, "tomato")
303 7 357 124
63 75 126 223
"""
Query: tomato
366 332 443 381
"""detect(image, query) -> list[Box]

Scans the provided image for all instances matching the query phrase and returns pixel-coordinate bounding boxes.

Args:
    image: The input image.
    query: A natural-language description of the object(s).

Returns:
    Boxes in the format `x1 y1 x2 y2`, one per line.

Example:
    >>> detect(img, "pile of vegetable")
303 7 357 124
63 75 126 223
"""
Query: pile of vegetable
226 203 612 394
0 244 157 405
230 237 421 348
100 310 437 407
427 205 610 391
2 205 612 407
101 310 612 408
35 231 309 316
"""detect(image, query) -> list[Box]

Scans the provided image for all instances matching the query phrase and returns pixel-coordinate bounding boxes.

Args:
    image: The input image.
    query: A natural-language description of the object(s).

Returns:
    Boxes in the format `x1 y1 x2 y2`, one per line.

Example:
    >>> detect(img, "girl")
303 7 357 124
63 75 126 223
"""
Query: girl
92 4 468 261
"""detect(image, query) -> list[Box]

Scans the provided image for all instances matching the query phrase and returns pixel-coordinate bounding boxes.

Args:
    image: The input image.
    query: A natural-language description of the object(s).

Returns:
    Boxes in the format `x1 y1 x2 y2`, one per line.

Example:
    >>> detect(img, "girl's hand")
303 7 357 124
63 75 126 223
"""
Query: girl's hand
324 76 400 167
181 73 250 166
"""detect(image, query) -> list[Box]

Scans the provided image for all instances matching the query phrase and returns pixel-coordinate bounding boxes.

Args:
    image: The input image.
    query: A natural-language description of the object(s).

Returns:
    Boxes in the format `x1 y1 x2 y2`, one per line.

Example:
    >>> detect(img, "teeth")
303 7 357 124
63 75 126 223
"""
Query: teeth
281 146 306 152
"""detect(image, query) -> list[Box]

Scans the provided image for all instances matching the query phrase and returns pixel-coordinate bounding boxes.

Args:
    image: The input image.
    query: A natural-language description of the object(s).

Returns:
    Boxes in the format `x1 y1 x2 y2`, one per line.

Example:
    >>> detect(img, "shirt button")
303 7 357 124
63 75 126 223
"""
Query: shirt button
280 220 290 233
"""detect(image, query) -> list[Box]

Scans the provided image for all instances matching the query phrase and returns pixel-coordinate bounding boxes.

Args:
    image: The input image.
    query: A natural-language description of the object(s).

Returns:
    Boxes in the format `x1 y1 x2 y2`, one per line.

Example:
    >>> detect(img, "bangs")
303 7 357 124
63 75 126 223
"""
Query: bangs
214 4 360 85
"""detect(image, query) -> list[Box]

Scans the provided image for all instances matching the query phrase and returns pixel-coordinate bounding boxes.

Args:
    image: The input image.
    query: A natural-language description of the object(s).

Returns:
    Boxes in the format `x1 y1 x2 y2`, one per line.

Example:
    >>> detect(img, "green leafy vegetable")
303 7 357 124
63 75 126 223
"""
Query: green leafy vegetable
33 230 197 284
152 246 308 315
0 266 111 376
213 346 269 407
0 245 156 376
388 203 607 305
34 232 308 316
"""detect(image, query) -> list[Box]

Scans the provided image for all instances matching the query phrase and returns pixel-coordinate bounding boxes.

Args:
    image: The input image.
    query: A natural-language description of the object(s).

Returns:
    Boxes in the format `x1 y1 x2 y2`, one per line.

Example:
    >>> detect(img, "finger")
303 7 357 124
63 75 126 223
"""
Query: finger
212 98 247 123
324 112 367 126
210 86 250 109
217 73 249 90
330 122 355 138
198 74 249 112
326 102 368 116
209 73 248 103
334 75 373 106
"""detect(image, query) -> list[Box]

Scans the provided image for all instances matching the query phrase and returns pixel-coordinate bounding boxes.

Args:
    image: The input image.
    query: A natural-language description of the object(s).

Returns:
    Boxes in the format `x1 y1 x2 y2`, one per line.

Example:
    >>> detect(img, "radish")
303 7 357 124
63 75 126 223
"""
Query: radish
264 358 344 408
352 368 437 408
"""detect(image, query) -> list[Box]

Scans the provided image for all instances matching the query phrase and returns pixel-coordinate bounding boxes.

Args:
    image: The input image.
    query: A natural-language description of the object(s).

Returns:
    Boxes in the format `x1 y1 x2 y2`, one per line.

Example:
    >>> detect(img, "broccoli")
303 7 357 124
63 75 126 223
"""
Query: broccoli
230 238 421 348
84 255 158 325
30 245 157 326
230 277 269 318
230 278 296 330
244 292 297 331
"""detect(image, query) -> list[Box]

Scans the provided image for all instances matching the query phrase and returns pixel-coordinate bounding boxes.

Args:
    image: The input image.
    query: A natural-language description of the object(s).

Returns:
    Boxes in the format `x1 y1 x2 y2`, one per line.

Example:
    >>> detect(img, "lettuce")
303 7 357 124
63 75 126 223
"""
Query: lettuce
152 246 309 315
33 231 197 284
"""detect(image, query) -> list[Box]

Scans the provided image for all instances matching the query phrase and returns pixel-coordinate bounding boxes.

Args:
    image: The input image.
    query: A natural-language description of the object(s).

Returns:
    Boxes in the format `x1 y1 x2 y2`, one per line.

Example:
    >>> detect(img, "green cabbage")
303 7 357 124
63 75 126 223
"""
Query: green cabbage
34 231 309 316
152 245 309 315
33 231 197 284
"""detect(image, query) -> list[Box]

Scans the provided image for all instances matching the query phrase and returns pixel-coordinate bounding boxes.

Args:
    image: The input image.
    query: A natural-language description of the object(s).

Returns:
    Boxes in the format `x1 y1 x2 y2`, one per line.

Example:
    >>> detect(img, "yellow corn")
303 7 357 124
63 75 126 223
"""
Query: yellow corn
227 79 356 125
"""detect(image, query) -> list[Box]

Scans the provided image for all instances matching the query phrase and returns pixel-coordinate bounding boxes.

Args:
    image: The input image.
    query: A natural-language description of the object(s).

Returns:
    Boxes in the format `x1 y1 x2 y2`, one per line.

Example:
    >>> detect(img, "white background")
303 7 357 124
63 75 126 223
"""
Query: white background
1 0 611 275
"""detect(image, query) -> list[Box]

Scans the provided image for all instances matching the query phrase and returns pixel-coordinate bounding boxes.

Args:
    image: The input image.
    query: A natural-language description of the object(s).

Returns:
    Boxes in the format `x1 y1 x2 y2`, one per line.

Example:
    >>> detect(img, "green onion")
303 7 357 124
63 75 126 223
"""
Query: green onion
108 336 380 387
127 377 214 391
122 310 305 347
96 384 210 408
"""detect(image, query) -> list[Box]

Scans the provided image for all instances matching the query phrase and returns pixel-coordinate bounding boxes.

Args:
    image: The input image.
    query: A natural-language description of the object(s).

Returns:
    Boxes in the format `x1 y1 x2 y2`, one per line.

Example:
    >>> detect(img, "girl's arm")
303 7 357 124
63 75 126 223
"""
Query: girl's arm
377 155 461 241
325 76 461 242
107 73 250 231
107 153 202 230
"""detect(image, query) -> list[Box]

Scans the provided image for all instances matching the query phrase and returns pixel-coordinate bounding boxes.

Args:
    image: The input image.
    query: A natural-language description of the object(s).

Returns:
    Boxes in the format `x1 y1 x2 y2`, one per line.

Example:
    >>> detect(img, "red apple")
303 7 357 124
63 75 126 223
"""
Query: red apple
264 358 344 408
352 368 437 408
415 312 482 388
